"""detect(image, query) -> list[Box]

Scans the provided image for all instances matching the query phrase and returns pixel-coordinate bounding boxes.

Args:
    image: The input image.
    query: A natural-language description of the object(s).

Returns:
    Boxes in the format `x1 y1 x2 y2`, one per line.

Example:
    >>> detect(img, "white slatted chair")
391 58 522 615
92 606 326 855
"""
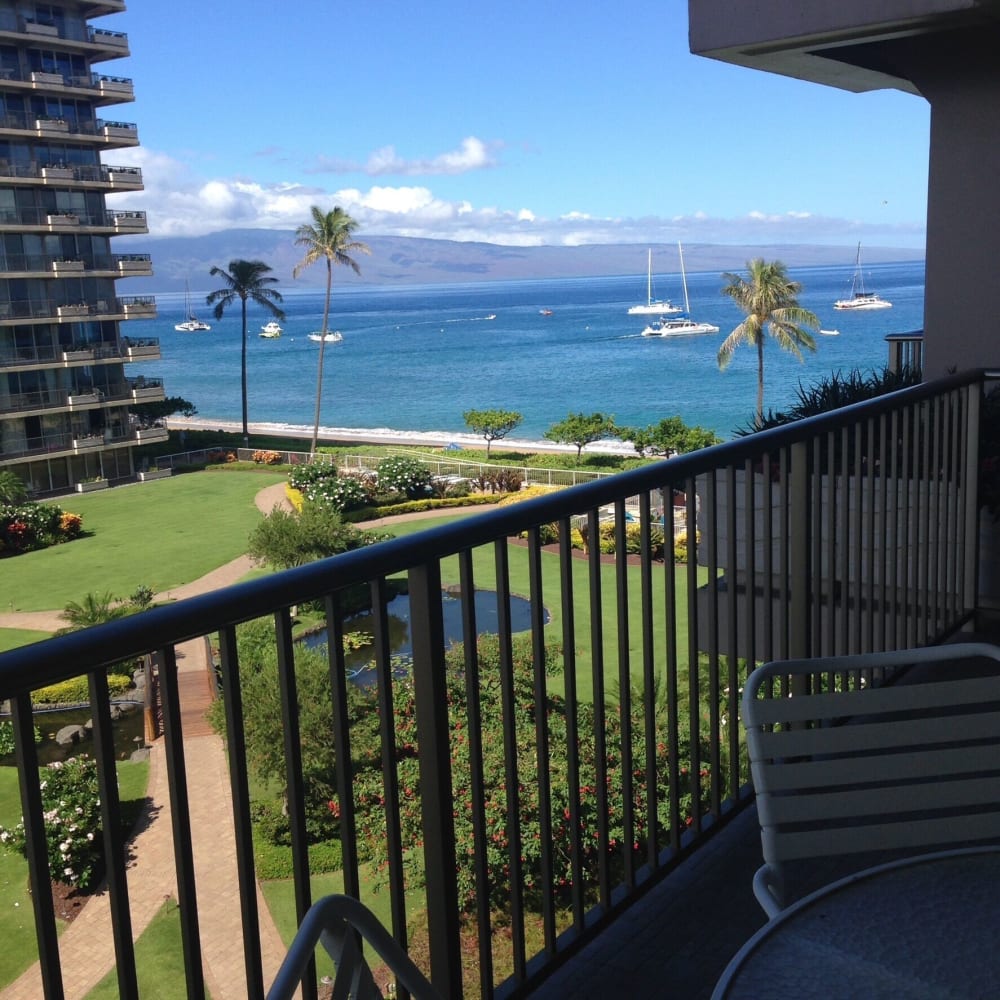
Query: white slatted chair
267 894 441 1000
742 642 1000 918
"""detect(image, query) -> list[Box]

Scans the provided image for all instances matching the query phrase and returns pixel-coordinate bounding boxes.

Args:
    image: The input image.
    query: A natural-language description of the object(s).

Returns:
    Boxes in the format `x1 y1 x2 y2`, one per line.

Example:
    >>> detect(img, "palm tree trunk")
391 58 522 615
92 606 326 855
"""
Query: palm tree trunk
241 295 249 447
756 335 765 424
310 261 334 455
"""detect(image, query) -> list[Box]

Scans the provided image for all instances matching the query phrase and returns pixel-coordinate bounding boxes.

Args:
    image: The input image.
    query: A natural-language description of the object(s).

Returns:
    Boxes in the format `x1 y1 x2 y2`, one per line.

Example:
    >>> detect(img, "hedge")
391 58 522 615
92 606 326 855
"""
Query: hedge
33 673 134 705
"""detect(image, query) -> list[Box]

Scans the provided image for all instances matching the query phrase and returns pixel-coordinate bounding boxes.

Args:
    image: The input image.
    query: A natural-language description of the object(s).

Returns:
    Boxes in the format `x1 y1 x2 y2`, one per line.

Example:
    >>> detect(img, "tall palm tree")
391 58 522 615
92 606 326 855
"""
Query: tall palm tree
206 260 285 446
717 258 819 424
293 206 370 454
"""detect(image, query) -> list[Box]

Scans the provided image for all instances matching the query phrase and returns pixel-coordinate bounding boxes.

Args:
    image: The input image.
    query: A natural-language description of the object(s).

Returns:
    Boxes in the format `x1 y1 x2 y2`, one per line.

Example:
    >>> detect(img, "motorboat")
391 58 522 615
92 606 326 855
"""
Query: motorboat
259 321 283 338
628 249 682 315
308 331 343 343
834 244 892 310
175 281 211 332
640 243 719 336
820 328 841 336
539 308 554 316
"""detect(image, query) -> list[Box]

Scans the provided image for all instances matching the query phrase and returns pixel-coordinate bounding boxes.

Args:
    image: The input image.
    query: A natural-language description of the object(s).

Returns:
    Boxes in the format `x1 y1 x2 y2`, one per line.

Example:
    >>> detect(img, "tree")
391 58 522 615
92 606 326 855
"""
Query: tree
130 395 198 429
293 206 371 455
621 416 721 457
462 409 523 456
0 470 27 504
544 412 616 457
717 259 819 424
206 260 285 447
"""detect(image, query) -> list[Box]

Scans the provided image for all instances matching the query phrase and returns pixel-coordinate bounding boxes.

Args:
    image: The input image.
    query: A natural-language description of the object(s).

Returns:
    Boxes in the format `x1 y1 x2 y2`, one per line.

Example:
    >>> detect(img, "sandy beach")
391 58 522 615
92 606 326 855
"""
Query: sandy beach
166 416 638 456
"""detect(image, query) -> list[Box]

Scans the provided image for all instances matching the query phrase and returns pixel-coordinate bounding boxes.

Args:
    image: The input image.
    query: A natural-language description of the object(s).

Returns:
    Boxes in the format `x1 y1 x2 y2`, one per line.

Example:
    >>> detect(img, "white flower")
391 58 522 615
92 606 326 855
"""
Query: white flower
63 867 73 877
86 832 94 841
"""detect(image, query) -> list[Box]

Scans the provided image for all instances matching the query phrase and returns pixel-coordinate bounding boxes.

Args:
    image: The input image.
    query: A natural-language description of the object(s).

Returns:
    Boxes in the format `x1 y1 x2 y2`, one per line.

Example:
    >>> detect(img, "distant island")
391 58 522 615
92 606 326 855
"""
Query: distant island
127 230 925 295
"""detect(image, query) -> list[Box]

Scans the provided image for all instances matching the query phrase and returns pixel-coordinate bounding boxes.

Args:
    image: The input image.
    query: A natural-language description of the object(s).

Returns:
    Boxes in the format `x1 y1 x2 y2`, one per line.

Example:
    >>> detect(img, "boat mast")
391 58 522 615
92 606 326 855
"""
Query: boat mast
647 248 653 306
678 242 691 314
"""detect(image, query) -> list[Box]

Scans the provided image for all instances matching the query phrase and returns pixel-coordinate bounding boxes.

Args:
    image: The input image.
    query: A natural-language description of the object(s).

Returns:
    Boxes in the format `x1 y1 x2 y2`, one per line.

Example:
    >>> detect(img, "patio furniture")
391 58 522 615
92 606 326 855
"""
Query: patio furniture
742 641 1000 917
712 846 1000 998
267 894 440 1000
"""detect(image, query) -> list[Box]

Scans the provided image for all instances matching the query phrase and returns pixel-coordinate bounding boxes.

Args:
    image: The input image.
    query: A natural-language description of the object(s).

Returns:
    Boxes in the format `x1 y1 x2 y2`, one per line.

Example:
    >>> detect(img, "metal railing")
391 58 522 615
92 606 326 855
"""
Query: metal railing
886 330 924 375
0 370 984 998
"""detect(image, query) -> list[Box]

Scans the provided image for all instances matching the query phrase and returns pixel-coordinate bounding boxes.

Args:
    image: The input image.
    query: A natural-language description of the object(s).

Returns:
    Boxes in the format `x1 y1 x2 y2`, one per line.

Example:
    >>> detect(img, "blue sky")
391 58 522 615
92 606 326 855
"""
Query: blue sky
107 0 929 249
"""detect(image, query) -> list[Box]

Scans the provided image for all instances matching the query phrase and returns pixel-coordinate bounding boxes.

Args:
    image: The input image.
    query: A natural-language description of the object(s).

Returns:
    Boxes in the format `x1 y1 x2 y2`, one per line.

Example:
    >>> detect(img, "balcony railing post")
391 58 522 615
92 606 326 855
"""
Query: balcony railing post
408 562 463 997
966 381 983 609
788 441 810 669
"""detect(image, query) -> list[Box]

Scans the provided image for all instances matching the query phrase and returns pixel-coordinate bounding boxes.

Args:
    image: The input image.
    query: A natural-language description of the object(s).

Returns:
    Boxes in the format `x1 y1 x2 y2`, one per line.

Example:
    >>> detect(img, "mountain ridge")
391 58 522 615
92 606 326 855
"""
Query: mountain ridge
120 231 925 294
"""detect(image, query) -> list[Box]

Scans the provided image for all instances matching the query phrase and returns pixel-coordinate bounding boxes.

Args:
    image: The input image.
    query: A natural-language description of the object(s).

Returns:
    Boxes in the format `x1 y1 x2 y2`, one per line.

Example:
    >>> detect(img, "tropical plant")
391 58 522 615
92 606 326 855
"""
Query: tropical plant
0 470 28 504
544 412 617 457
206 260 286 446
462 408 523 456
716 258 820 424
293 206 370 455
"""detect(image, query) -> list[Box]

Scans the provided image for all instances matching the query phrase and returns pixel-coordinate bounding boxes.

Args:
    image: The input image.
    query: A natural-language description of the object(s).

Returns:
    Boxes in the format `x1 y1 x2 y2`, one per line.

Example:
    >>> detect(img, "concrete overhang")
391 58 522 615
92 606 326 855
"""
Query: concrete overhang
688 0 1000 95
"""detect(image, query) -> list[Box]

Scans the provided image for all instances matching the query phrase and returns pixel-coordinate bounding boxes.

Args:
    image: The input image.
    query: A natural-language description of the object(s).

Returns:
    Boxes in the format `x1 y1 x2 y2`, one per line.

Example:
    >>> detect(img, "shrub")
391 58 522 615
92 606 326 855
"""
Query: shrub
0 721 40 756
575 521 665 559
33 674 133 705
1 500 69 554
673 530 699 564
252 449 283 465
59 511 83 538
376 456 433 499
309 474 370 513
287 460 338 492
0 755 104 889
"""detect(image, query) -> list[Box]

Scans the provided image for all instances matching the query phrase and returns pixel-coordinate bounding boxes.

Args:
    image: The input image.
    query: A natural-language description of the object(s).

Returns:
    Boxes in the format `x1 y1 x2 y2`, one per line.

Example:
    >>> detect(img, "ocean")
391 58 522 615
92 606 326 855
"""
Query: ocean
131 258 925 444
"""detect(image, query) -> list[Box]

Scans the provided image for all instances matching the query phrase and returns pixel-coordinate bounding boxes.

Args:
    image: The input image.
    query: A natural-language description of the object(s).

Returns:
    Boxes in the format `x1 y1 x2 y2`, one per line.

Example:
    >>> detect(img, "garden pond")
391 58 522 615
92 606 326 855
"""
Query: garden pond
301 588 545 685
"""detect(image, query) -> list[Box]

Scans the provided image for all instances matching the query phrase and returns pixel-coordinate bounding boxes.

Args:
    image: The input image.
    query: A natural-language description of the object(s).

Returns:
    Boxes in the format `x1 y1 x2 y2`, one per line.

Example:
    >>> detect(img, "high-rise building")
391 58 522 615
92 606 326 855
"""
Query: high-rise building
0 0 163 496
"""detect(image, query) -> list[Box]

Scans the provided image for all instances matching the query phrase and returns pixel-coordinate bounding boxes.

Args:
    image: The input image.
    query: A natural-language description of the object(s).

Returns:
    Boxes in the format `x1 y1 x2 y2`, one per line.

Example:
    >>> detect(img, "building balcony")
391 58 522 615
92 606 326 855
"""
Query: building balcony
122 336 160 360
126 375 164 401
114 254 153 277
0 296 156 325
0 368 987 998
120 295 156 318
0 208 148 234
0 161 143 191
109 210 148 234
87 26 130 56
133 425 169 444
0 112 138 148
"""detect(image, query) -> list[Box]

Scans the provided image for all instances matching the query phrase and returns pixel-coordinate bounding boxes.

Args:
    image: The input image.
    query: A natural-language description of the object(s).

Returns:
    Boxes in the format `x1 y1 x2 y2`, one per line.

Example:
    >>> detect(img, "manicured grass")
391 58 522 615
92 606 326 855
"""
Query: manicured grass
0 759 149 989
84 898 204 1000
1 471 284 612
0 629 51 652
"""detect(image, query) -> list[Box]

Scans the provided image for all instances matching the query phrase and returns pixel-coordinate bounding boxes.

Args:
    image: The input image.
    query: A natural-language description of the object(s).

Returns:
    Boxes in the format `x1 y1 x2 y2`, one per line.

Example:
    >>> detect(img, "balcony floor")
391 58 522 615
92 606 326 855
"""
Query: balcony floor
529 805 766 1000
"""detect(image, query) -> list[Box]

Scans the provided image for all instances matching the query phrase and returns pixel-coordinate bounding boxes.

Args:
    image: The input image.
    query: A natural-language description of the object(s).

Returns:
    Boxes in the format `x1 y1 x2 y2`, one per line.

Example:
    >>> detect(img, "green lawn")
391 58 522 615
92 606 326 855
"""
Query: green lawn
0 471 285 612
0 629 51 652
0 760 148 989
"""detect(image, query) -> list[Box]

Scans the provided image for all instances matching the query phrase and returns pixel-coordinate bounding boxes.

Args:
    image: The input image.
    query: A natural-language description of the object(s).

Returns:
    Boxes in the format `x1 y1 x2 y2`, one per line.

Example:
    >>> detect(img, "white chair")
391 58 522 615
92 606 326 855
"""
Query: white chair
742 642 1000 918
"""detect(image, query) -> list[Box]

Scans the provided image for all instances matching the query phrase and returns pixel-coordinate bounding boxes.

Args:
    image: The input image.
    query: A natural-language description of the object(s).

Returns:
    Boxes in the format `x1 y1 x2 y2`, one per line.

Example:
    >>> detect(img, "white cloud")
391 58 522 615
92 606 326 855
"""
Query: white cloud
109 147 925 247
310 136 502 177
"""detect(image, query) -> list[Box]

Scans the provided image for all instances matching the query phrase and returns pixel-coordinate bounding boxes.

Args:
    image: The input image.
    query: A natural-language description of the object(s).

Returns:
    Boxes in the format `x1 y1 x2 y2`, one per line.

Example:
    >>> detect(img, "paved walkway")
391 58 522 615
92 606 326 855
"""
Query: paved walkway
1 483 296 999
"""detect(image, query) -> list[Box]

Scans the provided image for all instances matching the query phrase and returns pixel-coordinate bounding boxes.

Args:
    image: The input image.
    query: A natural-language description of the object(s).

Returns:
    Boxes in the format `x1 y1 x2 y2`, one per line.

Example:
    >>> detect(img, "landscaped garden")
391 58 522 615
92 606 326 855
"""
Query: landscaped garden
0 437 726 994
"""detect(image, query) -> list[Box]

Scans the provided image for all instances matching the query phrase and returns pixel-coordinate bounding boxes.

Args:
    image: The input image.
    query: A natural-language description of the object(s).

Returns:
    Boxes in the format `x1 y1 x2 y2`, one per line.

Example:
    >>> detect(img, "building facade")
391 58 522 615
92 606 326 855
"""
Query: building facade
0 0 162 495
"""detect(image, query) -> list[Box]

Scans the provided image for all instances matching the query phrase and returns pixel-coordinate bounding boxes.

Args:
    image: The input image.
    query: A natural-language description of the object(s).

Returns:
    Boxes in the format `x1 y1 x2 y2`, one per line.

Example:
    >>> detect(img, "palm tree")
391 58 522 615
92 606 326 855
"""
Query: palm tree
206 260 285 446
293 206 370 454
717 258 820 424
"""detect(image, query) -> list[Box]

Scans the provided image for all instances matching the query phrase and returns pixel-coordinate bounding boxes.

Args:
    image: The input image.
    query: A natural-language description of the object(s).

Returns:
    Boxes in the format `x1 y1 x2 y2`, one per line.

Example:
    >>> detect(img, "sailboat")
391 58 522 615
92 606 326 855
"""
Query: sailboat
641 243 720 336
174 281 211 331
628 248 682 315
833 244 892 310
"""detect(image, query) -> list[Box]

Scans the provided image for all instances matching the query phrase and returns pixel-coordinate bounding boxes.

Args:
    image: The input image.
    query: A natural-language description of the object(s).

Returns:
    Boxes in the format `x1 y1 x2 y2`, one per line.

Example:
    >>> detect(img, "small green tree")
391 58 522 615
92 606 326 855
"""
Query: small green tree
462 409 523 457
544 412 616 458
0 470 28 504
621 416 721 457
130 395 197 429
247 505 386 571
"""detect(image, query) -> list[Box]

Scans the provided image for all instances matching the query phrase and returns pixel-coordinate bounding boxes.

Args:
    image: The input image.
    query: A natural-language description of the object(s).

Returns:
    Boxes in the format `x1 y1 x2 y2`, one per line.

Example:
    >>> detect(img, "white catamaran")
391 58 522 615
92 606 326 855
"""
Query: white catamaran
174 282 211 332
628 249 682 315
641 243 719 337
833 244 892 310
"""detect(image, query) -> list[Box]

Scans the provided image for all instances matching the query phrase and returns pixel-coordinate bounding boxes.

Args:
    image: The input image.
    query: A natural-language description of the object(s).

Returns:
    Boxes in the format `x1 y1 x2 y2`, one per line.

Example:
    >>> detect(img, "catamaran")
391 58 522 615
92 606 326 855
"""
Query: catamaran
833 244 892 310
641 243 719 336
174 281 211 332
628 248 682 315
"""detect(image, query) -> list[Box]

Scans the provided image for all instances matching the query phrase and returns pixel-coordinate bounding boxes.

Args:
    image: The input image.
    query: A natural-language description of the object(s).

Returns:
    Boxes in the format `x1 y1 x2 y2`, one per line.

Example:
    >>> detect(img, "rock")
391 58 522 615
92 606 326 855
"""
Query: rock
55 725 88 747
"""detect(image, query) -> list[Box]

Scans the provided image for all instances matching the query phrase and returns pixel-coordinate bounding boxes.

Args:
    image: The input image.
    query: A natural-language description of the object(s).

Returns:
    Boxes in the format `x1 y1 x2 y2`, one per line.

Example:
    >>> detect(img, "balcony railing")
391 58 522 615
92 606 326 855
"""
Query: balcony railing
0 338 157 369
0 295 156 323
0 161 142 188
0 207 147 231
0 370 984 998
887 330 924 374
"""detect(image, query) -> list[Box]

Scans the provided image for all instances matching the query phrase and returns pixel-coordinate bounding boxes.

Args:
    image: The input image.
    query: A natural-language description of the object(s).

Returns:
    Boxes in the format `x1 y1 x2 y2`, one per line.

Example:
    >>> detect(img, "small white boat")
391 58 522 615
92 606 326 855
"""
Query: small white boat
834 244 892 310
259 321 283 338
175 281 211 332
820 328 841 336
308 331 343 343
628 249 682 315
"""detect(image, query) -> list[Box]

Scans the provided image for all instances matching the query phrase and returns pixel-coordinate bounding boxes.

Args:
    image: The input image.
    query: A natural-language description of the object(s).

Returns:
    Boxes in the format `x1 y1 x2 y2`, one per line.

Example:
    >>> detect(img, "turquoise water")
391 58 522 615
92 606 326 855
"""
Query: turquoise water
132 259 925 442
